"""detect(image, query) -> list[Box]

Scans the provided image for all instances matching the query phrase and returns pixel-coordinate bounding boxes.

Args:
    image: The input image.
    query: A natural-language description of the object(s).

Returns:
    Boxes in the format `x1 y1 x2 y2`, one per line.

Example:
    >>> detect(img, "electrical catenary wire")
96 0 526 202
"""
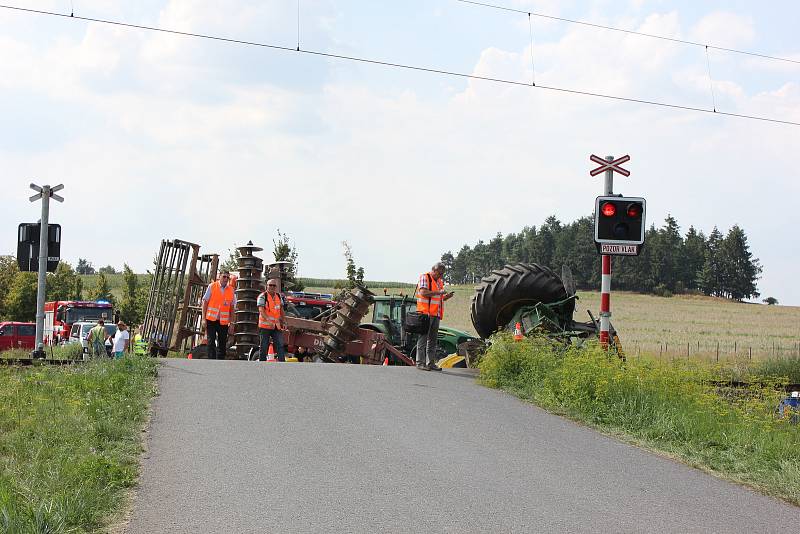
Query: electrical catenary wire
1 4 798 127
453 0 800 65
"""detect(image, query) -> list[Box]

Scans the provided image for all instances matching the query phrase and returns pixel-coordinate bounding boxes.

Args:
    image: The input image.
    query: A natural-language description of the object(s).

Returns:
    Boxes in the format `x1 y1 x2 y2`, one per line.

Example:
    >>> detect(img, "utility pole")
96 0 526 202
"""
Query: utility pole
29 183 64 359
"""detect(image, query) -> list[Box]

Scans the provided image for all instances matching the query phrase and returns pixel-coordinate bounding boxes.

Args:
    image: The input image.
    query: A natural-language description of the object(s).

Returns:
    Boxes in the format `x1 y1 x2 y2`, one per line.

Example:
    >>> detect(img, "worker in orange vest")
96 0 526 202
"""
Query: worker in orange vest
257 278 286 361
415 262 454 371
201 270 237 360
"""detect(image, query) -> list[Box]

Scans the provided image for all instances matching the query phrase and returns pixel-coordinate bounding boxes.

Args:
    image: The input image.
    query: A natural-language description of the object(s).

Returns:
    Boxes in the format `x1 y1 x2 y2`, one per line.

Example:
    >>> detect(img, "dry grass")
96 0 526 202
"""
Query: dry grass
309 285 800 361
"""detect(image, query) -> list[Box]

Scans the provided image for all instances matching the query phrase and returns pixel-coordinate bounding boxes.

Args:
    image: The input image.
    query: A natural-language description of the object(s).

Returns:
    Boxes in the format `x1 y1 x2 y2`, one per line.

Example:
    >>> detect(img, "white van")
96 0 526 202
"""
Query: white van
69 321 118 355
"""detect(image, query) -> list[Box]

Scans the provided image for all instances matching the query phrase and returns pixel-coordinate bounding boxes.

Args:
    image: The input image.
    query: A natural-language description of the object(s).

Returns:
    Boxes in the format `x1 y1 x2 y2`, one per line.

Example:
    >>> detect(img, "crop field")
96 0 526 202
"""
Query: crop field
308 285 800 361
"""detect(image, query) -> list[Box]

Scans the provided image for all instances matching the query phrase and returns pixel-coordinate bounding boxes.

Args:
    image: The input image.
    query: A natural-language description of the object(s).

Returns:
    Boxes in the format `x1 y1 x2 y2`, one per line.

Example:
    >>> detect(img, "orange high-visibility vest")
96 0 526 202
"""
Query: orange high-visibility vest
258 292 282 330
206 281 235 325
416 272 444 319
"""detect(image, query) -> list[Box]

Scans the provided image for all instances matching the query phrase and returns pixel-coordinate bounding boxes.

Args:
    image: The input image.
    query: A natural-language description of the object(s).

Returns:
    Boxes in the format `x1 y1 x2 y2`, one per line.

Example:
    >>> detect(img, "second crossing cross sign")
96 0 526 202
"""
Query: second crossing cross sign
589 154 631 177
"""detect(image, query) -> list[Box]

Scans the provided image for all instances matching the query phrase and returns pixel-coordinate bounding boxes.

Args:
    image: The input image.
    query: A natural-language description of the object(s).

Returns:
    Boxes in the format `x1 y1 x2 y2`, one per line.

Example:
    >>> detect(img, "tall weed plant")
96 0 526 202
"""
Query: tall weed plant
479 334 800 504
0 355 158 533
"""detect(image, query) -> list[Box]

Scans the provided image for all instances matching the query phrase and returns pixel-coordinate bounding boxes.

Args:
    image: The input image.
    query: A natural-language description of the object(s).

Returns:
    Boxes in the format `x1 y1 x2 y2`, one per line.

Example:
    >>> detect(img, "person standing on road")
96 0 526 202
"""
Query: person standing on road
202 270 237 360
257 279 286 362
415 262 454 371
87 319 107 358
112 321 130 359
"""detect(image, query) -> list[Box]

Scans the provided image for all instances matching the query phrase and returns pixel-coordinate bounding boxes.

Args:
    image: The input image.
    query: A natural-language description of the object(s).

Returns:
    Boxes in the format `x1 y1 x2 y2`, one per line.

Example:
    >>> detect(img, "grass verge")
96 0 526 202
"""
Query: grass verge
0 355 158 532
479 334 800 504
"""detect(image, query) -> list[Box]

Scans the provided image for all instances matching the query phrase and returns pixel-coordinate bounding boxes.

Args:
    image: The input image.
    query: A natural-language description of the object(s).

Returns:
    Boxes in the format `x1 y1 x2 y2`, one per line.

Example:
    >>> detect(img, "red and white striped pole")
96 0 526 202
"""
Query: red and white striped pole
600 254 611 347
600 156 614 349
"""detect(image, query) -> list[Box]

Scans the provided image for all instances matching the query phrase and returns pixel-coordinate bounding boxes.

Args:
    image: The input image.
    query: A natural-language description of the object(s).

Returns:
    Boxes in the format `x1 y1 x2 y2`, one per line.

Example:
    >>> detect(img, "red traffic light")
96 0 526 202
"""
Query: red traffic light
600 202 616 217
626 203 642 218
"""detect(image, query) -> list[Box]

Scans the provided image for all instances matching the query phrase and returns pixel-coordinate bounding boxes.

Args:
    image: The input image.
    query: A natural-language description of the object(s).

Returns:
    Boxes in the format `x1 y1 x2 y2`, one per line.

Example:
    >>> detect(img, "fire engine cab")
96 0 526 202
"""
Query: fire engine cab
44 300 114 345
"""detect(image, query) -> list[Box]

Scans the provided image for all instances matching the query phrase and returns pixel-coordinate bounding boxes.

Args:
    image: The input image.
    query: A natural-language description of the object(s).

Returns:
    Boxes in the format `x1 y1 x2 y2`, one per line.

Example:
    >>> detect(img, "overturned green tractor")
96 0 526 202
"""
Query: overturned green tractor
470 263 622 357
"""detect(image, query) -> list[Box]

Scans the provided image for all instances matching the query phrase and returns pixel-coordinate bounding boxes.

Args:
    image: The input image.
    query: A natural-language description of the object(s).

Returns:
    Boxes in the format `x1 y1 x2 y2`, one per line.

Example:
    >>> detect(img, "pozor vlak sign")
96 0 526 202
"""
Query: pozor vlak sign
593 196 646 256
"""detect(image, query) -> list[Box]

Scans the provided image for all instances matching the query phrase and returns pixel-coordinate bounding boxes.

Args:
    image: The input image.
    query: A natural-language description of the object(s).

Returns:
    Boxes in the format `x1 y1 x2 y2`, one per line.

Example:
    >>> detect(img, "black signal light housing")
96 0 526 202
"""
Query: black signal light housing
594 196 646 246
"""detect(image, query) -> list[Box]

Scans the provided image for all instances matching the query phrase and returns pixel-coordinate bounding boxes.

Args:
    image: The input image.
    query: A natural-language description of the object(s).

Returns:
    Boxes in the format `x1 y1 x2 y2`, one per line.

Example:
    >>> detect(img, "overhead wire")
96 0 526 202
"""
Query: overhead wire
453 0 800 65
0 3 797 127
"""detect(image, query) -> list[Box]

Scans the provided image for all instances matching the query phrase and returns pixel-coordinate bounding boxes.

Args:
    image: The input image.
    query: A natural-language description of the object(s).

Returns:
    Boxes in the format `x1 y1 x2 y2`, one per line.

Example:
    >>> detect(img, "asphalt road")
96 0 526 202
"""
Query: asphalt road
125 359 799 533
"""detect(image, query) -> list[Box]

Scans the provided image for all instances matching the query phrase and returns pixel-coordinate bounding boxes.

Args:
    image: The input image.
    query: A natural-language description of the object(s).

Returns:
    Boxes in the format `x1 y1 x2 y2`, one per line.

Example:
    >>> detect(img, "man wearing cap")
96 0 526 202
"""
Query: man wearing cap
257 278 287 362
202 270 237 360
112 321 130 359
415 262 455 371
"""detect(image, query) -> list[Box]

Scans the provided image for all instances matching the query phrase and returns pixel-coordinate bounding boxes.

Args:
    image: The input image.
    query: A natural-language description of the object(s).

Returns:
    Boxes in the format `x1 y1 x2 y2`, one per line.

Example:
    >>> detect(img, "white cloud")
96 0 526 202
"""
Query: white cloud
690 12 755 48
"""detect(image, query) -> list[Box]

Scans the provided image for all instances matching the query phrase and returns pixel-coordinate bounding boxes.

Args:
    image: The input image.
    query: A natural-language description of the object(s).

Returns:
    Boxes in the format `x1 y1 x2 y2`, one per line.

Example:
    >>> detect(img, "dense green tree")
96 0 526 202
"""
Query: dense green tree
98 265 117 275
537 216 561 267
682 227 706 290
719 225 761 301
487 233 505 271
46 262 79 301
649 215 683 292
443 215 762 301
440 251 455 283
451 246 470 284
0 255 20 320
119 264 141 326
699 227 724 297
6 272 38 321
76 258 95 275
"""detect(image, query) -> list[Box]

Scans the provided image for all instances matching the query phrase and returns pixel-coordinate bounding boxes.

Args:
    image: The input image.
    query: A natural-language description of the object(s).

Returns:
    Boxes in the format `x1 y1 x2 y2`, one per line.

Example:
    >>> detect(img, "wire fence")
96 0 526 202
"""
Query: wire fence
626 340 800 361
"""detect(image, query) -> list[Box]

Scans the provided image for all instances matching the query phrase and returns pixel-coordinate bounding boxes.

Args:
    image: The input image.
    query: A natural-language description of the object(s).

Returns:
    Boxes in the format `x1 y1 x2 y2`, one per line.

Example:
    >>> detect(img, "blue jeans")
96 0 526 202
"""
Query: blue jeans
259 328 286 361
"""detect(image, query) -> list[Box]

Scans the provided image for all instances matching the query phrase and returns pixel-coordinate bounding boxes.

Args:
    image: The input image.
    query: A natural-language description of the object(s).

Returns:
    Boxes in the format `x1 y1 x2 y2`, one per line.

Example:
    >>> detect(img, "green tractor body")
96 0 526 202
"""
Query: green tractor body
361 294 477 363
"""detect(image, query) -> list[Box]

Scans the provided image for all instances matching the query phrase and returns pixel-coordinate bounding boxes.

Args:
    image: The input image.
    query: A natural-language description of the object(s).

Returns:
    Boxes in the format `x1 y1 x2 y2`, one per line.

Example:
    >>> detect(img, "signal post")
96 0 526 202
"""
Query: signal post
26 183 64 359
589 155 645 349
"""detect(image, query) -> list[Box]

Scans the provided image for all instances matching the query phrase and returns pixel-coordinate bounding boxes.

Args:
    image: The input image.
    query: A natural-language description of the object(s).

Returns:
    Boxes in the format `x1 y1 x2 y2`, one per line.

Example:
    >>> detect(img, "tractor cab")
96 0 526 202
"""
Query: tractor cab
362 294 479 363
368 294 417 349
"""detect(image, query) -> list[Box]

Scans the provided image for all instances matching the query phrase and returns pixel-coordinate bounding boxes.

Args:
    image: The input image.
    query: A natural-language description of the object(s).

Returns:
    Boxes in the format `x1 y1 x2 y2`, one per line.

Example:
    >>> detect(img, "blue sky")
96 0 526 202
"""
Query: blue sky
1 0 799 304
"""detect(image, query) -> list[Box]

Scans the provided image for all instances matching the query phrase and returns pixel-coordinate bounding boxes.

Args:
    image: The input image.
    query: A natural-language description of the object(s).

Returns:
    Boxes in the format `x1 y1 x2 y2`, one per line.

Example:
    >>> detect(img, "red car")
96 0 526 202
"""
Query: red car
0 322 36 351
284 291 336 320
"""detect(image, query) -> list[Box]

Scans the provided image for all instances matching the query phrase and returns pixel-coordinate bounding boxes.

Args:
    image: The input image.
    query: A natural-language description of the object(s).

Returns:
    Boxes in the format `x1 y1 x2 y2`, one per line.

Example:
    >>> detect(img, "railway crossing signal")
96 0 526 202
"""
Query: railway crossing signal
589 154 643 351
589 154 630 177
594 196 646 256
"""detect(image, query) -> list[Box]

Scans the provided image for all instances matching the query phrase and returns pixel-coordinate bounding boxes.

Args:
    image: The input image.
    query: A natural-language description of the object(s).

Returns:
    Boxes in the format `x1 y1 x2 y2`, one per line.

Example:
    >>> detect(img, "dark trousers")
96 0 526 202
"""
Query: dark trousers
207 320 228 360
259 328 286 361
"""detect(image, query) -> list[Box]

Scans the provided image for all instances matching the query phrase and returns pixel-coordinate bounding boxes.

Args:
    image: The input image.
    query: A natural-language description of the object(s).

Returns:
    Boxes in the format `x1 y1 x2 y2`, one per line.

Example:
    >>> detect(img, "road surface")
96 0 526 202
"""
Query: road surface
125 359 799 533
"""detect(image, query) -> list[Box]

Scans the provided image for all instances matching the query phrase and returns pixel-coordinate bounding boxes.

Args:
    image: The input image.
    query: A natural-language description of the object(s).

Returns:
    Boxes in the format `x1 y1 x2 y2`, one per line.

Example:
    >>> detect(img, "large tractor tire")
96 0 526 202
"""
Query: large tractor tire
471 263 568 339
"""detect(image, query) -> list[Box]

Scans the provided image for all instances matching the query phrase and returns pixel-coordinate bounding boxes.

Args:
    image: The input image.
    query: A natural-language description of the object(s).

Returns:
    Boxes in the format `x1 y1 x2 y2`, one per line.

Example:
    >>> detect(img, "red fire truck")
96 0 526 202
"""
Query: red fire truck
44 300 114 345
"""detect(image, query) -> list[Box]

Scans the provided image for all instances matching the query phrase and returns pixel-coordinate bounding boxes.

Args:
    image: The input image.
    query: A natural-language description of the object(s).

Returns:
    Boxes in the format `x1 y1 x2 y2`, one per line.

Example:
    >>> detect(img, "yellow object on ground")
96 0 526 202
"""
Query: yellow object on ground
436 354 467 368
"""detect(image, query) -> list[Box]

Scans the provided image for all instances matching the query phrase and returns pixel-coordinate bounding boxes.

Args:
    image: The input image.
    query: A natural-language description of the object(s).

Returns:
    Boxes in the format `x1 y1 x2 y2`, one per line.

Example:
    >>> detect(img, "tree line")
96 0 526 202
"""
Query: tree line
440 214 763 301
0 258 151 326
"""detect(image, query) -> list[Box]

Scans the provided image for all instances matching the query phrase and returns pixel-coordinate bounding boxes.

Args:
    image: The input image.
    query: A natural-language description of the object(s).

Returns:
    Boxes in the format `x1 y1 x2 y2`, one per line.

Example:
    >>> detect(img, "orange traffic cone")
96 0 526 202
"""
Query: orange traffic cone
383 357 389 366
267 343 276 362
513 322 524 341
